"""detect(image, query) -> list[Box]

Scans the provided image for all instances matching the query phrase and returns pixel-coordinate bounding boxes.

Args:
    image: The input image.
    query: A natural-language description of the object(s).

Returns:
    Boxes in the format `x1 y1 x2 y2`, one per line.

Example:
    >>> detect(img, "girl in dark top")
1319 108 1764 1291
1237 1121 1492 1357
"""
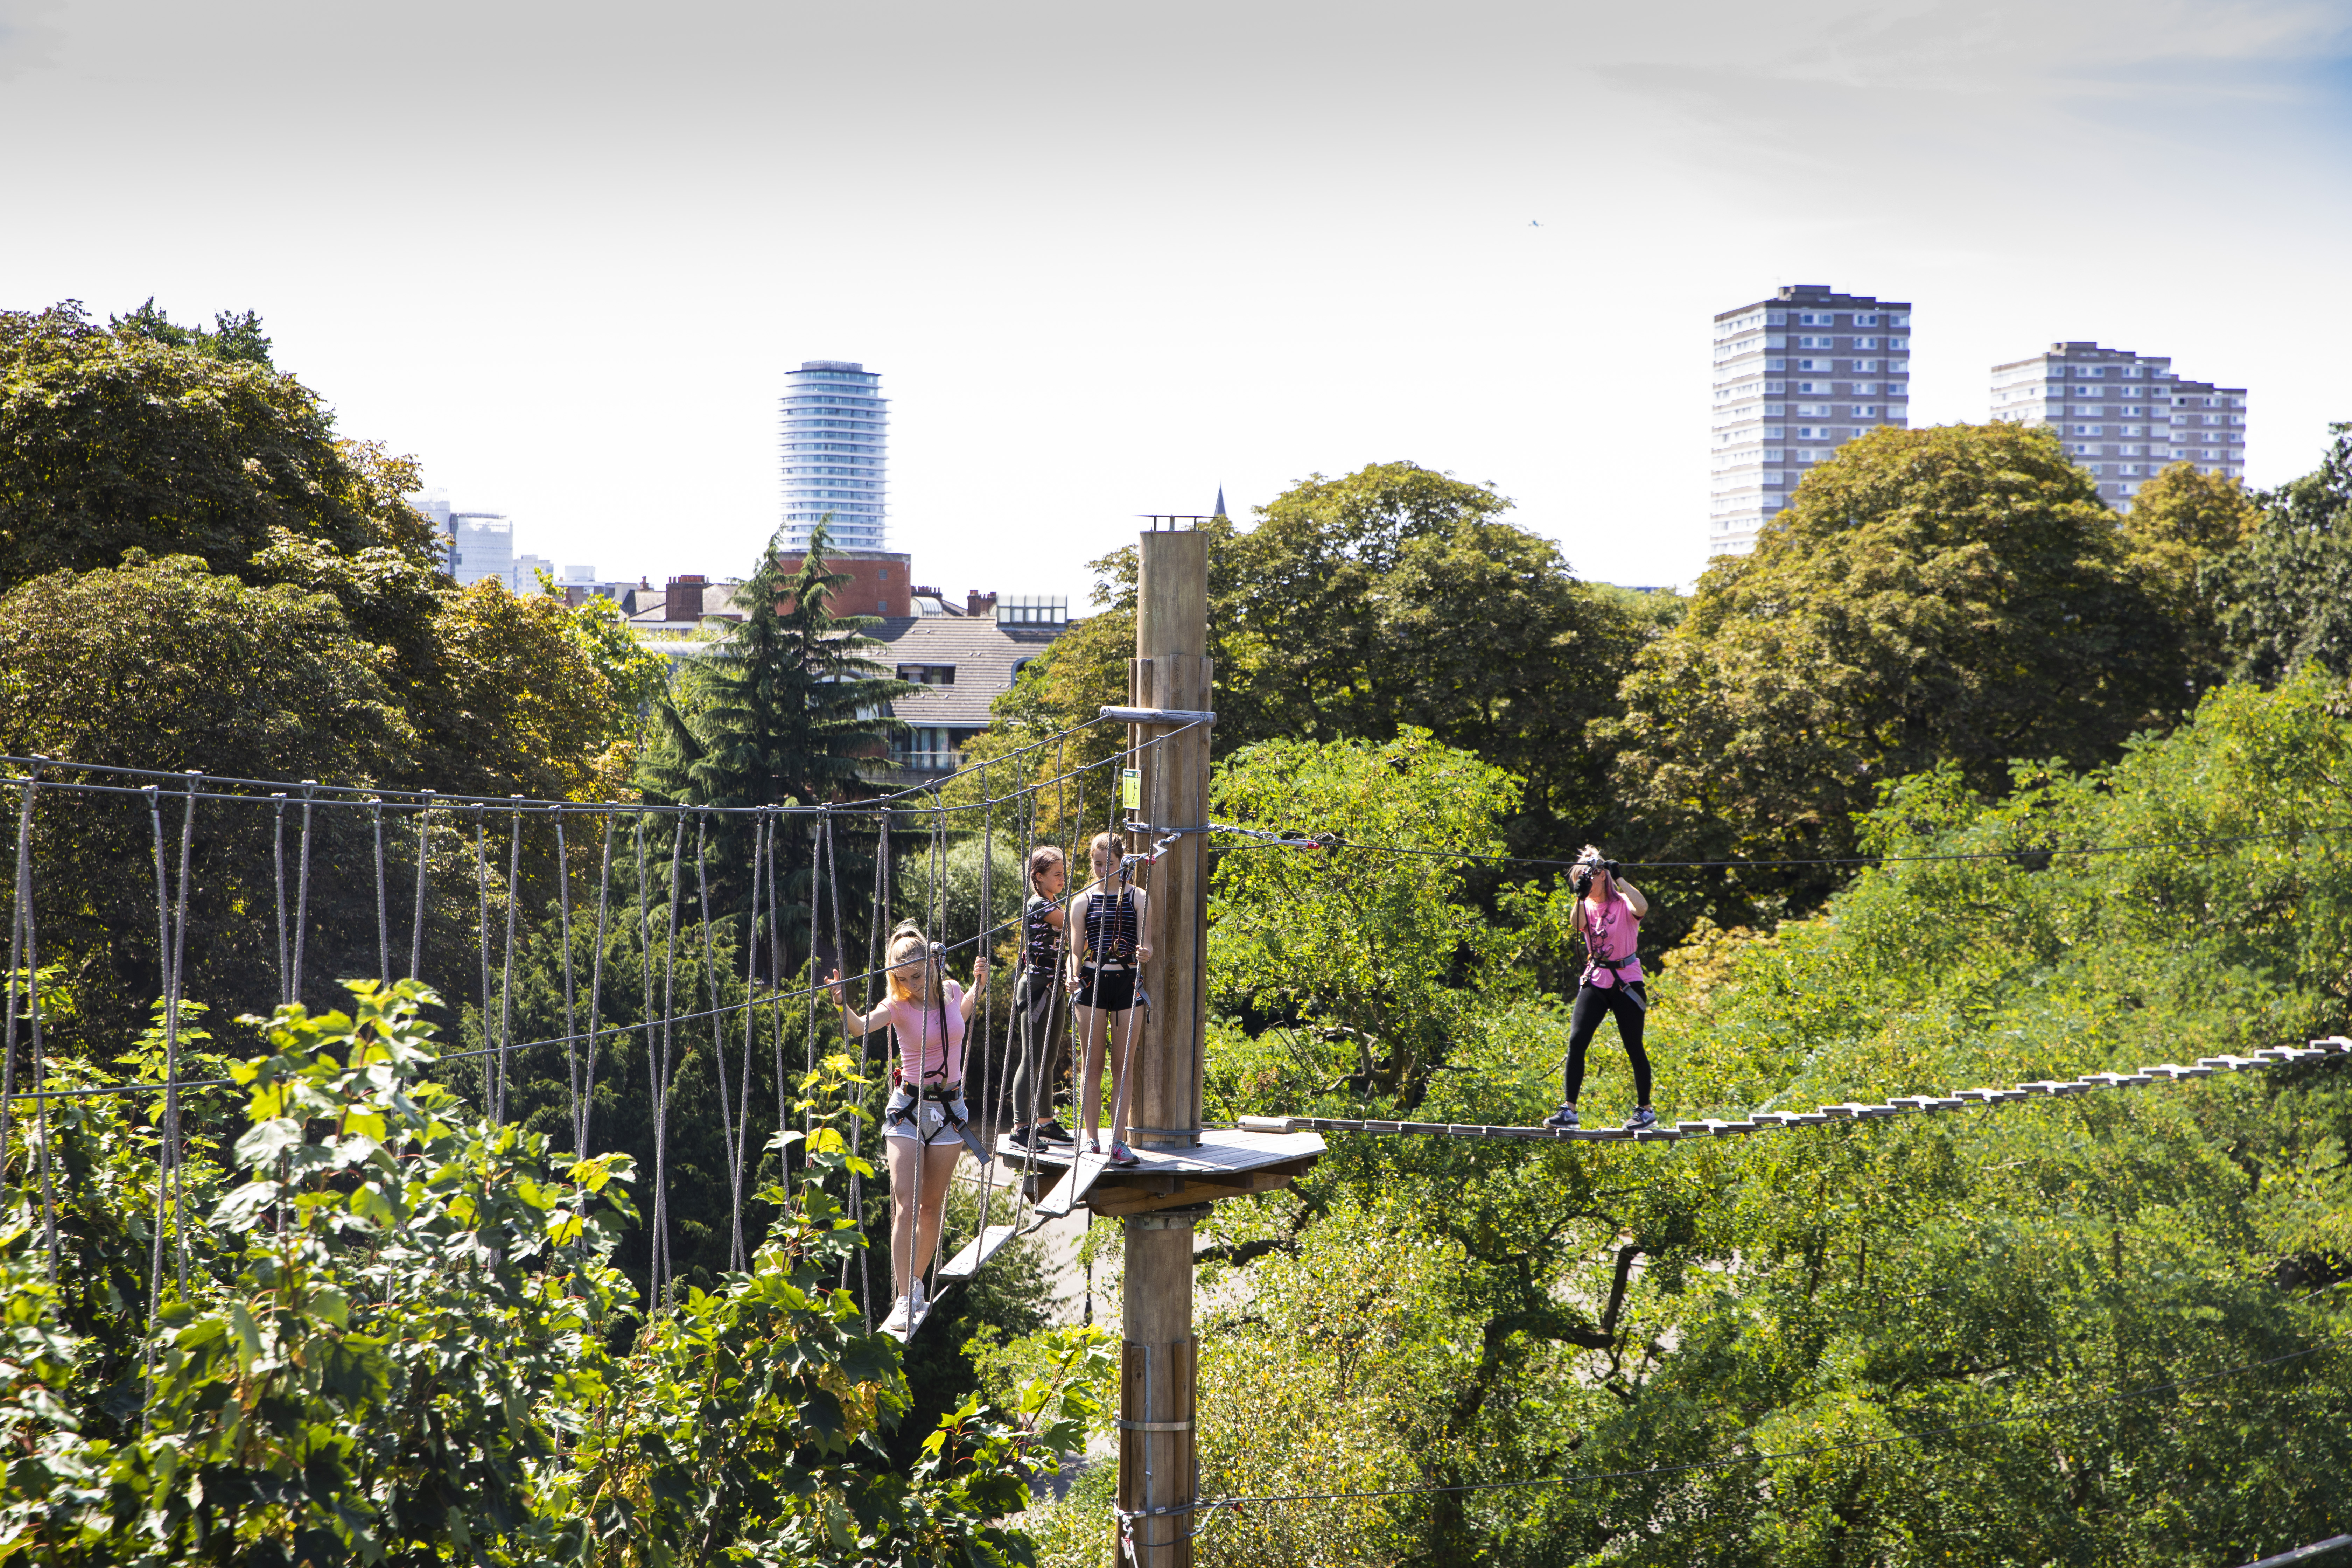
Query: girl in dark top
1544 847 1657 1132
1008 845 1071 1148
1066 831 1152 1166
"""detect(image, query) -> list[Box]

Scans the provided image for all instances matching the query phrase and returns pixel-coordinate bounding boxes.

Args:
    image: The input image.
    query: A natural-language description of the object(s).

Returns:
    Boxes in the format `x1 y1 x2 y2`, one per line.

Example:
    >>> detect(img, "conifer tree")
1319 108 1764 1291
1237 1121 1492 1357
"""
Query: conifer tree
641 522 912 956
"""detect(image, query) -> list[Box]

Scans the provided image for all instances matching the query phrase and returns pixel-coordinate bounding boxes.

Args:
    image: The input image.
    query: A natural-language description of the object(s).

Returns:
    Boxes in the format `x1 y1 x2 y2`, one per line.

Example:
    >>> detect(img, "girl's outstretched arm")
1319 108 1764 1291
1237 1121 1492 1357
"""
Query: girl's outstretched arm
961 956 989 1018
1618 880 1649 920
827 971 881 1035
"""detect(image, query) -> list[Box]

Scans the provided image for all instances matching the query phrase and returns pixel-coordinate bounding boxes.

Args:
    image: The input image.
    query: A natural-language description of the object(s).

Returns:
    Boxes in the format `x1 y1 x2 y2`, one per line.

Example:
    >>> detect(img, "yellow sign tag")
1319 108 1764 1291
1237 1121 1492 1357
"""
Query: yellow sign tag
1120 768 1142 809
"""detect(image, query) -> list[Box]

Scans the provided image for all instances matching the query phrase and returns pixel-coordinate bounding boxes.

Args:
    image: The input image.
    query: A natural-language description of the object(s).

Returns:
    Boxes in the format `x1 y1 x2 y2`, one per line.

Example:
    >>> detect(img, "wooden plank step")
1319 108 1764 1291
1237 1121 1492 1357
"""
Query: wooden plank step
1035 1150 1112 1218
1238 1114 1303 1133
935 1223 1018 1281
882 1290 943 1343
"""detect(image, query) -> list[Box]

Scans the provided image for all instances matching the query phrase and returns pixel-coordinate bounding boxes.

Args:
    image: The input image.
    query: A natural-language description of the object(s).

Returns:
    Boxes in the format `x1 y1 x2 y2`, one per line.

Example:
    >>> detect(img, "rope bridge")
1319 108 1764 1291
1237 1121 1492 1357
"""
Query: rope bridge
0 715 1196 1340
1239 1042 2349 1143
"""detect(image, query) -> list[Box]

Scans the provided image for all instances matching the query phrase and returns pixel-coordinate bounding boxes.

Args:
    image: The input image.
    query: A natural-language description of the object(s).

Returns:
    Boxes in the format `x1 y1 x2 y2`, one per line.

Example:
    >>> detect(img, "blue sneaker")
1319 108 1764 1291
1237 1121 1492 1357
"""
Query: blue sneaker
1541 1104 1581 1130
1624 1107 1657 1131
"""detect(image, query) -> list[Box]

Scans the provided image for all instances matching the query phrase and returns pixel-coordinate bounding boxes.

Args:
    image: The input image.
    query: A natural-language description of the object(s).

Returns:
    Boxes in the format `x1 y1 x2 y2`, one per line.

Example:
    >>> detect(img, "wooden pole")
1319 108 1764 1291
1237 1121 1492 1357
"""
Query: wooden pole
1134 526 1208 1153
1118 526 1210 1567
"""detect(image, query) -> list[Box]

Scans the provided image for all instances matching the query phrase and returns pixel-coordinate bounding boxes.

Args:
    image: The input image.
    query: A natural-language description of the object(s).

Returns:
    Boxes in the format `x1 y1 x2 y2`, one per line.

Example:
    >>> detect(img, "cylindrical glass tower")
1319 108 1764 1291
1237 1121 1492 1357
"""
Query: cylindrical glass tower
779 360 889 551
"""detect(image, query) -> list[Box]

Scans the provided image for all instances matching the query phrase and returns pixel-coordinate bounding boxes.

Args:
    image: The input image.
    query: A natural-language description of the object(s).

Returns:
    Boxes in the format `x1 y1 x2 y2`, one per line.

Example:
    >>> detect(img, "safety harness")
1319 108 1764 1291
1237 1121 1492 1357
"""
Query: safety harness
1577 897 1648 1014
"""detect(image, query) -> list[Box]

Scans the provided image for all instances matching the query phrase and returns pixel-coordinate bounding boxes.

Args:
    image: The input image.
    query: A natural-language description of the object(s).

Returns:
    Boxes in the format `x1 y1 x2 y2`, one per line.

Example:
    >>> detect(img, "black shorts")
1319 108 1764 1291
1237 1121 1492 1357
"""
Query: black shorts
1075 965 1136 1012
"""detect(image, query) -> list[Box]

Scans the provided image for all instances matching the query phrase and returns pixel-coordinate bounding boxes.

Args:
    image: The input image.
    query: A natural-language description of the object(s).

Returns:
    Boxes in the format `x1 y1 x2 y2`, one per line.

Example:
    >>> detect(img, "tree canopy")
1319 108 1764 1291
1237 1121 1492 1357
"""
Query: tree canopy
1017 670 2352 1567
2208 421 2352 683
0 302 439 590
965 462 1674 857
1604 422 2197 907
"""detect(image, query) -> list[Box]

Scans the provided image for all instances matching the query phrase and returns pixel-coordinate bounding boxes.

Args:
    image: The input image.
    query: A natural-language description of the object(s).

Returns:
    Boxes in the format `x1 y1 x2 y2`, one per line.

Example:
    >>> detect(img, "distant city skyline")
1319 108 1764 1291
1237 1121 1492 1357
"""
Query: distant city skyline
11 3 2343 599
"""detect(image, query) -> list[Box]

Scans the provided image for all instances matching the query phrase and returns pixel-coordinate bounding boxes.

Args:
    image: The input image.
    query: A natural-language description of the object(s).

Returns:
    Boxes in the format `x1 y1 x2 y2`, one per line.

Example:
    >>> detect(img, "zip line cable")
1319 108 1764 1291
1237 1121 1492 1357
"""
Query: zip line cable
1214 820 2352 874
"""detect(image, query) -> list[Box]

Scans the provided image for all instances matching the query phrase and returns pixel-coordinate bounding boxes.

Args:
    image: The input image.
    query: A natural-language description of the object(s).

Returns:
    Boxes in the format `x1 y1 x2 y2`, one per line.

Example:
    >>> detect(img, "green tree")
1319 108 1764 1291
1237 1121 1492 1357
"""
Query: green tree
1603 421 2192 913
2122 461 2262 681
2208 421 2352 683
106 298 274 366
649 524 910 811
1207 730 1526 1110
0 545 645 1062
0 552 418 1059
0 983 1111 1564
0 302 439 590
963 465 1668 859
1026 670 2352 1568
641 525 911 937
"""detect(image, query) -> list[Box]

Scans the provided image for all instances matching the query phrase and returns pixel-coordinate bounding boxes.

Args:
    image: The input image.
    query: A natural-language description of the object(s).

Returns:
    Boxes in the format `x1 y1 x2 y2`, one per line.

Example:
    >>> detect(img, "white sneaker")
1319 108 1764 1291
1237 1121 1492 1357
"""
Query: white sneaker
909 1278 927 1319
882 1295 913 1335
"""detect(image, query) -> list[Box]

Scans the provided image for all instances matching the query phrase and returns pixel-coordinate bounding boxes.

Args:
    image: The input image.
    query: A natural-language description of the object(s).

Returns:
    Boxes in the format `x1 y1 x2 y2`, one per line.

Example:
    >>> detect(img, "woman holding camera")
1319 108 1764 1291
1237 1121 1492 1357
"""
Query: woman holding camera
1545 847 1656 1132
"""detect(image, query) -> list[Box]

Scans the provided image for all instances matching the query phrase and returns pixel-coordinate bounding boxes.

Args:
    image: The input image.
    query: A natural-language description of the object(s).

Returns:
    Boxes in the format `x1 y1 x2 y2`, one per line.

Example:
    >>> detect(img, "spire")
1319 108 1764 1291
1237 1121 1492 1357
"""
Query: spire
1213 485 1227 519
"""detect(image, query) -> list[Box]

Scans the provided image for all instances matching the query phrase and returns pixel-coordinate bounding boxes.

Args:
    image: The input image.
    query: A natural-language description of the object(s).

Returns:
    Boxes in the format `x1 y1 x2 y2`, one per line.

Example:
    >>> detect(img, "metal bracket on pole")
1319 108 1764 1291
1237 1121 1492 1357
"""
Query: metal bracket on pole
1100 706 1216 726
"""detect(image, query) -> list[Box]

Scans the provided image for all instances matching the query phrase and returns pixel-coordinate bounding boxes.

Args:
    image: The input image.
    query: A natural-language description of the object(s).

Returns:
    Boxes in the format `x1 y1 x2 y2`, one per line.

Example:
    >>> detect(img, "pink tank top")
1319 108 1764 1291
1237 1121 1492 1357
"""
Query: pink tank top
888 980 967 1083
1578 894 1643 989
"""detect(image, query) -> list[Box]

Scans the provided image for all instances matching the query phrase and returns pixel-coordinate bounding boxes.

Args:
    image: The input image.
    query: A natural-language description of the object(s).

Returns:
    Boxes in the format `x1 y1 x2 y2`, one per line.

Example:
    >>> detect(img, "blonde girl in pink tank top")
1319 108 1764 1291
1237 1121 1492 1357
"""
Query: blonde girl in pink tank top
829 922 989 1335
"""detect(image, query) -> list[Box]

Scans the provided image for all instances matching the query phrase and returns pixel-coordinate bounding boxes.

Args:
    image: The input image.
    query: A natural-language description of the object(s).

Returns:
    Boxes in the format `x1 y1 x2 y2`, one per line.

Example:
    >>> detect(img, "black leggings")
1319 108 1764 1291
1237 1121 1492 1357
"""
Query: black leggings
1564 982 1652 1106
1007 968 1069 1125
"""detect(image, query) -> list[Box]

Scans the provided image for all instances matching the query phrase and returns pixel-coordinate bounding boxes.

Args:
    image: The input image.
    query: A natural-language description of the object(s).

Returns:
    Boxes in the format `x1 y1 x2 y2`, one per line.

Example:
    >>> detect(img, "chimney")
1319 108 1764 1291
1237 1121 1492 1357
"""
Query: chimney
665 574 707 618
967 590 998 620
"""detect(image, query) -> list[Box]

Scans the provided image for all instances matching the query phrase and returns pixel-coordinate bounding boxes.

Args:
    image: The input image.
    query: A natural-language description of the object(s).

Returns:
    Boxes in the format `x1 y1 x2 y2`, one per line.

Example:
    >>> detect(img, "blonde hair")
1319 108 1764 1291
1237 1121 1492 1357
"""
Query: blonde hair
1088 831 1126 885
884 924 939 1005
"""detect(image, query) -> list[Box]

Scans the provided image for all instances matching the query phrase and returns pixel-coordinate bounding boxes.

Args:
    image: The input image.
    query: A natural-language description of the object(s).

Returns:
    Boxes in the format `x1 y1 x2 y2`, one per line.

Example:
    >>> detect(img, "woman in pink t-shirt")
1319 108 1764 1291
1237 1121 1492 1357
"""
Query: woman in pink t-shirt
1544 847 1656 1132
830 922 989 1335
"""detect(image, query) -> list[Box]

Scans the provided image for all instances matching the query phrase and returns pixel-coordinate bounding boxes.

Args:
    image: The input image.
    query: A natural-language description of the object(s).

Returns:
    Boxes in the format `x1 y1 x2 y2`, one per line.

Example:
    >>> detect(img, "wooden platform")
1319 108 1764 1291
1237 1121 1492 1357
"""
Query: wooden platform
994 1126 1326 1217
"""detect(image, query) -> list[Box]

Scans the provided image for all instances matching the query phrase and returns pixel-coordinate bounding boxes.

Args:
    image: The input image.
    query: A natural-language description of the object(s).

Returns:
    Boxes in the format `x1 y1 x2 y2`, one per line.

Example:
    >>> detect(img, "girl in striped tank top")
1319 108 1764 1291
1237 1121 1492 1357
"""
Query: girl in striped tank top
1067 831 1153 1166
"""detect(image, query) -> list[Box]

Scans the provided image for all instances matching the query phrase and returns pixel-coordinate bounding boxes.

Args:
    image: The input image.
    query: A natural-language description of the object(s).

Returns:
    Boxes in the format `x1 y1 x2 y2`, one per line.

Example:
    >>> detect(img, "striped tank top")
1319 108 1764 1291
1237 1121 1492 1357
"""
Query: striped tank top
1084 886 1139 968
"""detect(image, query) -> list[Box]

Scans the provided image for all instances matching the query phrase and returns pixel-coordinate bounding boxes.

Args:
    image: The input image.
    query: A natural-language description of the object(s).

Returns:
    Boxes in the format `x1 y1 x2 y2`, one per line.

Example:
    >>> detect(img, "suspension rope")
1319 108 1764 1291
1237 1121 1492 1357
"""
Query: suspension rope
370 797 390 983
472 806 493 1109
582 810 614 1155
7 766 57 1283
408 792 434 983
166 775 195 1294
553 805 580 1151
271 793 289 1004
0 713 1125 813
292 782 315 1005
694 810 744 1273
497 799 523 1122
971 762 1001 1253
785 808 804 1142
654 814 685 1315
633 811 658 1308
139 786 173 1429
853 812 888 1325
731 808 762 1268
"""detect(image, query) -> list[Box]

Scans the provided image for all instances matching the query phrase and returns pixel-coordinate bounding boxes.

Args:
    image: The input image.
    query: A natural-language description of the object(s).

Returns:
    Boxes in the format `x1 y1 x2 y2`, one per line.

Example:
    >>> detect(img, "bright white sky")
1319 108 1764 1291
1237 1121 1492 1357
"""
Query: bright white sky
4 0 2349 600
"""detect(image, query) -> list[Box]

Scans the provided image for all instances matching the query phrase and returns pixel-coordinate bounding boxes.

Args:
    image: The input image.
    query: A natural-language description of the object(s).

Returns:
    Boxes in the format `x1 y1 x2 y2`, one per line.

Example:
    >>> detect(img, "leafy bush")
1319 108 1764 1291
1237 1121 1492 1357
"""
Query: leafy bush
0 981 1108 1564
